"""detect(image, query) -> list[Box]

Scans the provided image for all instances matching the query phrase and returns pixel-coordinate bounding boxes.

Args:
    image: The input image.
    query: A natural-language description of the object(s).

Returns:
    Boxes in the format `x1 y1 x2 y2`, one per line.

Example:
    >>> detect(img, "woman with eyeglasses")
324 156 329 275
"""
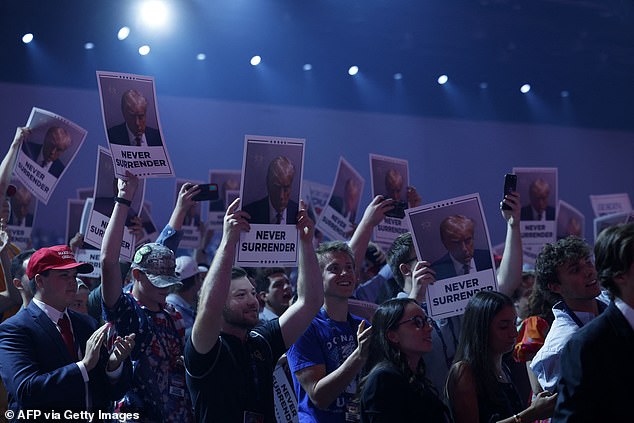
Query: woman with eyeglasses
359 298 451 422
446 291 556 423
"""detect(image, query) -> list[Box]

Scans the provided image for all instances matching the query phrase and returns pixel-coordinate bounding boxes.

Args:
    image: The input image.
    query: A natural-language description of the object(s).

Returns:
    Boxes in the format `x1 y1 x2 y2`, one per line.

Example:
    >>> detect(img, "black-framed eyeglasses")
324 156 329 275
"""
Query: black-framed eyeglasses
396 315 434 329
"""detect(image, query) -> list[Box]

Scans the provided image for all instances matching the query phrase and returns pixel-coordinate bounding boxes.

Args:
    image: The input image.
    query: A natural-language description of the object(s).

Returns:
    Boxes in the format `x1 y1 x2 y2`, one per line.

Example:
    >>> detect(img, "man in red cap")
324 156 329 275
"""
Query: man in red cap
0 245 135 417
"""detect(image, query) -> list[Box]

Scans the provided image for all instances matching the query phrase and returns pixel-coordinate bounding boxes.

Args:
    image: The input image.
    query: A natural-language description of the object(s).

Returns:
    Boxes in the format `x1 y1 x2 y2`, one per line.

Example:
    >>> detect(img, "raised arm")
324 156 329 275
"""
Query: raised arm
497 191 522 297
167 183 200 231
0 127 30 204
294 320 372 409
191 198 250 355
279 200 323 348
349 196 392 281
0 228 20 311
101 173 139 308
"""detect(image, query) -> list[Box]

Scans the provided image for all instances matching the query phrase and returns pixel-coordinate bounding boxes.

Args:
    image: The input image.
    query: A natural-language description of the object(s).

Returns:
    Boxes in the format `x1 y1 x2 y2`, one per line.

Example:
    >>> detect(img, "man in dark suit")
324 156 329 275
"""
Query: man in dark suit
553 223 634 422
329 177 361 224
431 215 492 280
520 178 556 221
243 156 299 224
22 126 71 178
107 89 162 147
0 245 134 416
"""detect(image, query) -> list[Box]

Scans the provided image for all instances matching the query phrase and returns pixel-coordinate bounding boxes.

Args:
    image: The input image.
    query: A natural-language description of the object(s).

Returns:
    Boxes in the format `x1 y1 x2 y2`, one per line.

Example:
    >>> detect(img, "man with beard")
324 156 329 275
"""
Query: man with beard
184 198 323 423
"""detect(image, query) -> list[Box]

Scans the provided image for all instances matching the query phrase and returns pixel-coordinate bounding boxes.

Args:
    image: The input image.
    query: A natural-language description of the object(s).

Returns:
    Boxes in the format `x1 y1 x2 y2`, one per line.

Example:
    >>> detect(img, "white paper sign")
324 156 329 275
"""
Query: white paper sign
370 154 410 245
407 193 497 319
97 71 174 179
237 135 305 267
15 108 87 204
589 193 632 218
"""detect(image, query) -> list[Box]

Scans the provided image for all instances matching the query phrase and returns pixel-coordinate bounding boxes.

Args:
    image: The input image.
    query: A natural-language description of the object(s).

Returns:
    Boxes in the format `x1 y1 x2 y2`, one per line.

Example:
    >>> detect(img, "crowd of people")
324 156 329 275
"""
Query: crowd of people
0 125 632 423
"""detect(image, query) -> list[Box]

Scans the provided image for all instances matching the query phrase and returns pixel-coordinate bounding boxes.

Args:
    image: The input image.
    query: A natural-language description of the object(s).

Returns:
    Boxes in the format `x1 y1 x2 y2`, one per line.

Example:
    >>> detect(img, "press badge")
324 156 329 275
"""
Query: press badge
169 375 186 398
243 411 264 423
345 397 361 422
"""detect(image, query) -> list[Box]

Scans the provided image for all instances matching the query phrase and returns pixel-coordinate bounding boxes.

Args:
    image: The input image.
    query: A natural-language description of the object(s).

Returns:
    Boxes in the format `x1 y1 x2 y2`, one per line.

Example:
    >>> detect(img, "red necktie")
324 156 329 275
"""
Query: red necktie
58 314 78 361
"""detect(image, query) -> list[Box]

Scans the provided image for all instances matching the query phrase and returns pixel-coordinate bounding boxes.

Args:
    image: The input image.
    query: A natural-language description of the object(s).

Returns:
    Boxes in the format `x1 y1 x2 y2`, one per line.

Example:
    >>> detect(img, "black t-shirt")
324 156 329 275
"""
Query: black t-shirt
185 319 286 423
361 362 450 423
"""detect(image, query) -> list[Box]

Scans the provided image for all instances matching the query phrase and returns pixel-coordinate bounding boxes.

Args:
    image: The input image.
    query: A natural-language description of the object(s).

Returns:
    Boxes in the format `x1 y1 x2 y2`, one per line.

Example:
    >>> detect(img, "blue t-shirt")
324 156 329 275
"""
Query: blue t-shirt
287 308 365 423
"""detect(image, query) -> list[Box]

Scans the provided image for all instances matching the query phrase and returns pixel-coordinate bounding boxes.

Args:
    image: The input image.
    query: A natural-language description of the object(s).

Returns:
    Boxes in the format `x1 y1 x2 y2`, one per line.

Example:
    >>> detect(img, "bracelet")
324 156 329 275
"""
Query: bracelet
114 196 132 207
513 414 523 423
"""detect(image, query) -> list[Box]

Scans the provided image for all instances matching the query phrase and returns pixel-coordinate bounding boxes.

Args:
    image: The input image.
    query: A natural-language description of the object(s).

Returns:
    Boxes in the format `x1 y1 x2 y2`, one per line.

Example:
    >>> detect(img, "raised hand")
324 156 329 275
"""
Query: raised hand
81 323 110 371
500 191 521 226
223 198 250 246
296 200 315 241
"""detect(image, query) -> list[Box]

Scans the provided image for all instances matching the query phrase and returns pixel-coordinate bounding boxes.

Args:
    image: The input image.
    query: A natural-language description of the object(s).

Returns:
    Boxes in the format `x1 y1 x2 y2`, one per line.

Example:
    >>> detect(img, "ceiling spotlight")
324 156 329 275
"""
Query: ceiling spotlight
117 27 130 41
250 55 261 66
520 84 531 94
348 66 359 76
140 1 169 28
84 42 95 50
437 75 448 85
479 82 488 89
138 45 151 56
22 33 34 44
560 90 570 98
196 53 206 61
303 63 312 71
393 73 403 80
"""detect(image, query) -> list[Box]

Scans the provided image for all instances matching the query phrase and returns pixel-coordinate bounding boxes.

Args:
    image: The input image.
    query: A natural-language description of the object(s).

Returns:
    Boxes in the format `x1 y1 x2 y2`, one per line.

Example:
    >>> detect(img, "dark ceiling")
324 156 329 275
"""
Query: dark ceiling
1 0 633 131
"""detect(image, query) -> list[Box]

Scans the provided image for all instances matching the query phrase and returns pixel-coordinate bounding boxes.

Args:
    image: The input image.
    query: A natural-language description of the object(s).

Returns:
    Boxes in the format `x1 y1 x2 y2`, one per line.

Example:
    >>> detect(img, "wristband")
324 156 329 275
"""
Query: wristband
114 196 132 207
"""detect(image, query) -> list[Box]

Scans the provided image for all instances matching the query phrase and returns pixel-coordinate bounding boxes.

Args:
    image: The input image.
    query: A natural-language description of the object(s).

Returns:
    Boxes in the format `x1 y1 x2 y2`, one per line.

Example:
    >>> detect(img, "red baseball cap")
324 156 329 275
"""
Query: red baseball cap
26 245 94 279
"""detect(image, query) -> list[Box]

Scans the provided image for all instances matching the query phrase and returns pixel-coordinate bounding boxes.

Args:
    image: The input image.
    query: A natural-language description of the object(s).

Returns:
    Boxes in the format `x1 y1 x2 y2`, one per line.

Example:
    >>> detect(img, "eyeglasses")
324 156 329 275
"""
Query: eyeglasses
396 315 434 329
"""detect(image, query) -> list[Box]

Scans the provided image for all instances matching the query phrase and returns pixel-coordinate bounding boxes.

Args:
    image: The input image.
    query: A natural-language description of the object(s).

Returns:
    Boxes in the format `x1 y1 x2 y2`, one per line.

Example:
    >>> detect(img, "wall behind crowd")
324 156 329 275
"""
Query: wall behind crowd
1 81 633 249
